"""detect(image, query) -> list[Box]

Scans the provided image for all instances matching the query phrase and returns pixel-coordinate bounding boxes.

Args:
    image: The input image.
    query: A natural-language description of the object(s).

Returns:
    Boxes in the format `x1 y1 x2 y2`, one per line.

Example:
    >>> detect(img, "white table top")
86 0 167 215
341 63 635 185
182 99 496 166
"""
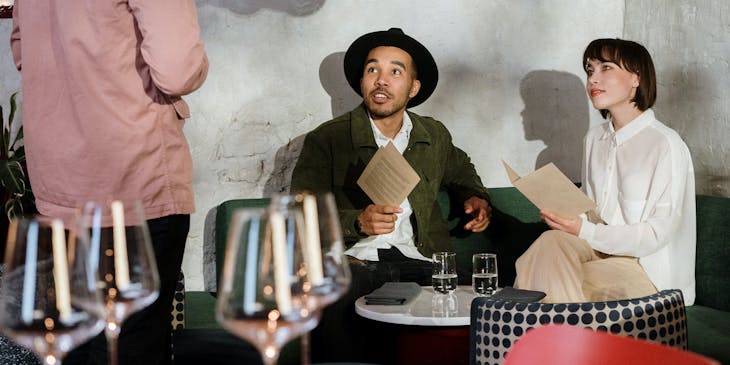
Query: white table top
355 285 478 326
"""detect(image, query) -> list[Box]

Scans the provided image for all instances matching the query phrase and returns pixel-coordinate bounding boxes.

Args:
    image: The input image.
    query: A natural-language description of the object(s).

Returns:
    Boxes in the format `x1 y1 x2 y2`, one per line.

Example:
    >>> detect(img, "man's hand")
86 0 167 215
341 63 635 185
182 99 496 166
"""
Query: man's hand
357 204 403 236
463 197 492 232
540 209 582 235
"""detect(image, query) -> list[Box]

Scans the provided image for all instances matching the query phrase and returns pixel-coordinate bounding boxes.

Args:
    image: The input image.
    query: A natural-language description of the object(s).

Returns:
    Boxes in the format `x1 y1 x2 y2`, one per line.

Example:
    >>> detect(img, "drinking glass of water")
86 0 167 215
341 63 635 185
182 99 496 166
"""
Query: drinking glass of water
432 252 457 294
472 253 498 296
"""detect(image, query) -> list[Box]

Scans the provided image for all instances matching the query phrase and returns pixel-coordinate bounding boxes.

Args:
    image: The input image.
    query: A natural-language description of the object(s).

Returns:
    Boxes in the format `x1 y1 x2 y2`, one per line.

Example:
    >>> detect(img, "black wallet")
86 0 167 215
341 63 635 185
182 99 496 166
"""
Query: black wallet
490 287 546 302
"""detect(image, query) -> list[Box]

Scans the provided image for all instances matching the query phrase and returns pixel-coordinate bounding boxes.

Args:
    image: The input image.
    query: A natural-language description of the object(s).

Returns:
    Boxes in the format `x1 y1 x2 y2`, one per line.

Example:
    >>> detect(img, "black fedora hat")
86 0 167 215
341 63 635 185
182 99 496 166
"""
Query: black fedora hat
343 28 438 108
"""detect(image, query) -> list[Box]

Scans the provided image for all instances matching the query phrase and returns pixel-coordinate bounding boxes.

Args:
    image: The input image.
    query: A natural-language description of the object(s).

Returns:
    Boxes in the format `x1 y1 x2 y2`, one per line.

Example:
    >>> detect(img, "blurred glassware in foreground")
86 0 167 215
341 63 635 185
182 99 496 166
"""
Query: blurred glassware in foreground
216 205 321 365
270 192 351 364
0 215 105 365
78 200 159 365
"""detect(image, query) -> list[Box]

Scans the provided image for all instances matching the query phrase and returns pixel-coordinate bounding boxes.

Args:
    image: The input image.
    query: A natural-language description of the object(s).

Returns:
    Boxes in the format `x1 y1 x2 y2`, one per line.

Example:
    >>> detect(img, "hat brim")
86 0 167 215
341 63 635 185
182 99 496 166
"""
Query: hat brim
343 29 438 108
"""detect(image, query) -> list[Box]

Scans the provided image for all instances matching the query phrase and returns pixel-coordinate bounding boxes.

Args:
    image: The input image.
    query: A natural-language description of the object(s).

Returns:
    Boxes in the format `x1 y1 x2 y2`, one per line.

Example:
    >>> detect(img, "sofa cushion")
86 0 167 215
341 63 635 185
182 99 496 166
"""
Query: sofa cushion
686 305 730 364
214 198 271 290
184 291 219 329
439 188 547 286
694 195 730 311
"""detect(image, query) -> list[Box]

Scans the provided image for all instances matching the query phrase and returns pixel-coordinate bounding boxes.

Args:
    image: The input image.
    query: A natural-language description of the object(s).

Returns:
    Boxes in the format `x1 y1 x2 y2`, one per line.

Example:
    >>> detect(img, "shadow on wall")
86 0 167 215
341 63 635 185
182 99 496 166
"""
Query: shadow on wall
319 52 362 117
198 0 325 16
263 135 306 196
520 70 589 182
263 52 360 195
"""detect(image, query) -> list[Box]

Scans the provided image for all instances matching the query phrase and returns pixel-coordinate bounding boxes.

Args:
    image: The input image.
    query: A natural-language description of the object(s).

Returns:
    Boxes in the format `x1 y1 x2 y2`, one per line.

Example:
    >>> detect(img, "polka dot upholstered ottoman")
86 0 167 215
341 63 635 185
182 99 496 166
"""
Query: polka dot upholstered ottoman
469 289 687 365
171 271 186 330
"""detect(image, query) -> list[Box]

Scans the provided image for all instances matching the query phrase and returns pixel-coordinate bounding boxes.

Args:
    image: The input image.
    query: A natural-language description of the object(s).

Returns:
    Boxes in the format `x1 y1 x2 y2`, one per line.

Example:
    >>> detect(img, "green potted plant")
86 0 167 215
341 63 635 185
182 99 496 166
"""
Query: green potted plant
0 92 36 261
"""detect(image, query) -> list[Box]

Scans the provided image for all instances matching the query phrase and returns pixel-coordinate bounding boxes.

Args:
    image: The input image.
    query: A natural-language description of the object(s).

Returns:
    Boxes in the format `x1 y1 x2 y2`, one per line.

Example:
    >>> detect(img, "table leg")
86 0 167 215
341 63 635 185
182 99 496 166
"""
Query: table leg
396 327 470 365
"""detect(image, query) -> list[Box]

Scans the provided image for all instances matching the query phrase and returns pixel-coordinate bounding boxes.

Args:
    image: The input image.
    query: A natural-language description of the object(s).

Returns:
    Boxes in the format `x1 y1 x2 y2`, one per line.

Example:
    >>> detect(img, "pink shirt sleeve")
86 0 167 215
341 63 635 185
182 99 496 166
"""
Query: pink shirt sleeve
129 0 209 96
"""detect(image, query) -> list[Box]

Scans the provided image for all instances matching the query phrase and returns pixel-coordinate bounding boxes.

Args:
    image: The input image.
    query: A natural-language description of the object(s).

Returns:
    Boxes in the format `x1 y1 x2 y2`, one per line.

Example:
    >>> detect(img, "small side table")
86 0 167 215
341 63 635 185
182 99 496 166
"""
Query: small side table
355 285 478 365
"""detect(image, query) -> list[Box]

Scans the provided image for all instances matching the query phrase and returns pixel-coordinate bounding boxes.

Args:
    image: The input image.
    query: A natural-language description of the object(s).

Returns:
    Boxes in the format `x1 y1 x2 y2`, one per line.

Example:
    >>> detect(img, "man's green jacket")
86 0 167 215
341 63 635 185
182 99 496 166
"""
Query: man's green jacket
291 104 489 258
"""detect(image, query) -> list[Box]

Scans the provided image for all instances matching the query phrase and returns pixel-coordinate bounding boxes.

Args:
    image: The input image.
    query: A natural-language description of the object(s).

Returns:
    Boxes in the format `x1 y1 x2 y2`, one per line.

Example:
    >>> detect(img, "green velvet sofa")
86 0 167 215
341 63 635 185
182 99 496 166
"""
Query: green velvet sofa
179 187 730 364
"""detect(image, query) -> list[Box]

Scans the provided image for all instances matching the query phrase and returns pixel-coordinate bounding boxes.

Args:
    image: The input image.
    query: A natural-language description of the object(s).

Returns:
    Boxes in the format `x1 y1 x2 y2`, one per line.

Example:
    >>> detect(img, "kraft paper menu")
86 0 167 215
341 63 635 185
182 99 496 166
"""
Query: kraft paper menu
357 141 420 206
502 160 596 218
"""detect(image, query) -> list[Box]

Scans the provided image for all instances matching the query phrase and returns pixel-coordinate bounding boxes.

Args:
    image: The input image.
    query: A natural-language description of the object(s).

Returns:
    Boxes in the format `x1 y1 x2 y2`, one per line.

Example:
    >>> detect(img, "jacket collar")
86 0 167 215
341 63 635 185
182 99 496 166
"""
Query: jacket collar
350 103 433 149
406 109 432 146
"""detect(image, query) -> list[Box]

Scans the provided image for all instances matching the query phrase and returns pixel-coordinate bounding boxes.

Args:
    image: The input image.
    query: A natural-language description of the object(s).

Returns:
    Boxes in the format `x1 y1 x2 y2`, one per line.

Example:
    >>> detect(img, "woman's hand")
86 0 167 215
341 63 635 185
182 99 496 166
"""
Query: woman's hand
540 209 582 236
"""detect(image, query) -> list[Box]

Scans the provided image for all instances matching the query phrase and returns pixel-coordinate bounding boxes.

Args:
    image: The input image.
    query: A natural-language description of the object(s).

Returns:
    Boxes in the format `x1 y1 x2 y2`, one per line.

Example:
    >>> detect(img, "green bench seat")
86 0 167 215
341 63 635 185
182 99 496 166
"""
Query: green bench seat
182 188 730 364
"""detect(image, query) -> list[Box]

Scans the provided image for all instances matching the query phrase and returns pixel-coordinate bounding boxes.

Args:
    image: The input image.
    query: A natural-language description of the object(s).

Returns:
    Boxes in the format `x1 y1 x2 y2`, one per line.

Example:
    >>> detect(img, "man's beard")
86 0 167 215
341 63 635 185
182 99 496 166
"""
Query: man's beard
365 98 407 119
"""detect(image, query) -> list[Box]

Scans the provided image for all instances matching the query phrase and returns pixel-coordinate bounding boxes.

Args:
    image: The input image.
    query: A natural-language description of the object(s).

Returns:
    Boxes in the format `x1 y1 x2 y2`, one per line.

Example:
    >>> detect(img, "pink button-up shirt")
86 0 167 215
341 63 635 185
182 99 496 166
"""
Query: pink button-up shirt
11 0 208 222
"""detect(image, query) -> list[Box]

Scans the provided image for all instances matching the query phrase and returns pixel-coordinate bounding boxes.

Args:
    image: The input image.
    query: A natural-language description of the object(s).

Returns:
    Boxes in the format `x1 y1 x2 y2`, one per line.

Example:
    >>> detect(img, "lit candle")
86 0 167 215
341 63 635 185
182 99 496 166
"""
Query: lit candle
51 219 71 321
270 211 292 316
302 195 324 286
111 201 130 291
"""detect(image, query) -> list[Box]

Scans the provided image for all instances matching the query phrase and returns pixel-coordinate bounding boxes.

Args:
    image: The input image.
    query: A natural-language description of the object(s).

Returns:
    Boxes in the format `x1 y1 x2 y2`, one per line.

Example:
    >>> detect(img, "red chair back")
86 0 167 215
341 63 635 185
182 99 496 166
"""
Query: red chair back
504 324 719 365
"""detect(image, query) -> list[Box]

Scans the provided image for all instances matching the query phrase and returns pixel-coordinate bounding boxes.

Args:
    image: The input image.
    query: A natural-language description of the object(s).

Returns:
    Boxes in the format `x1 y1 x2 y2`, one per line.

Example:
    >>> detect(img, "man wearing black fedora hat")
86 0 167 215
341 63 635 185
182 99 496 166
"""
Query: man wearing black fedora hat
291 28 491 363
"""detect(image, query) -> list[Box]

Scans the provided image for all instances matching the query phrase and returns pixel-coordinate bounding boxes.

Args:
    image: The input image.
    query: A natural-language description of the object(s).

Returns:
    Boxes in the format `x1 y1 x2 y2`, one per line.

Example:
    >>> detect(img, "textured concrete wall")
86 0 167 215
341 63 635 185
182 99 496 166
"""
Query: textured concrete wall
624 1 730 196
184 0 622 289
1 1 726 291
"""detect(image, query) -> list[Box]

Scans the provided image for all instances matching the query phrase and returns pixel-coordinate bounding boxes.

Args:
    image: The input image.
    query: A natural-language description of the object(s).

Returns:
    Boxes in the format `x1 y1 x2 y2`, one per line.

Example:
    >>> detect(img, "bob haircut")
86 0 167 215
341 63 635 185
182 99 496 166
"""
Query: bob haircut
583 38 656 119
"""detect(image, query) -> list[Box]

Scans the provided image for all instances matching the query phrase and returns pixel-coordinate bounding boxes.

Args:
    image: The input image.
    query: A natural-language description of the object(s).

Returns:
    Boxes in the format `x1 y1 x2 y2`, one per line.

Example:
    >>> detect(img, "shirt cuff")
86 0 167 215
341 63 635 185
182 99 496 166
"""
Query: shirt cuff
578 215 596 241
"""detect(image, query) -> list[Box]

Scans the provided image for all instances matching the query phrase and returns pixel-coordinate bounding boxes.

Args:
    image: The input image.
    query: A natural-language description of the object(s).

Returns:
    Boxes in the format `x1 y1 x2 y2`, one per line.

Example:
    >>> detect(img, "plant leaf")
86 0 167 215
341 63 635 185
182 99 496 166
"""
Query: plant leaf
0 159 26 195
8 92 17 133
7 93 21 152
5 198 23 220
12 144 25 161
9 124 22 153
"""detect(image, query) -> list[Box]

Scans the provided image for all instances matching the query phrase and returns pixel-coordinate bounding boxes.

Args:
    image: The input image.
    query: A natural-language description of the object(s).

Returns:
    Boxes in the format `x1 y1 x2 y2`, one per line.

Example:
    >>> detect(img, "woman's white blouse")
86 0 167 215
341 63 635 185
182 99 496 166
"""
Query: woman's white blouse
578 109 696 305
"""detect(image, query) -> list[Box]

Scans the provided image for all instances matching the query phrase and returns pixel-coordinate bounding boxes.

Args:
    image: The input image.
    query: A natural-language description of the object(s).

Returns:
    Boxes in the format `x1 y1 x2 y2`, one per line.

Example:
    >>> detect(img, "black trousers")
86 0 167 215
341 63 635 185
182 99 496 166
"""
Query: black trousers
65 214 190 365
310 247 432 365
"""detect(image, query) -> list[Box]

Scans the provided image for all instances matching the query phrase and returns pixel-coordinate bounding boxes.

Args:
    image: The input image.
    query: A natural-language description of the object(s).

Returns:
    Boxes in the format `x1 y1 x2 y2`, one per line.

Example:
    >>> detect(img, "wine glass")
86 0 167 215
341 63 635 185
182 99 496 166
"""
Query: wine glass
216 206 322 365
77 200 159 365
270 192 352 364
0 216 106 365
271 192 351 307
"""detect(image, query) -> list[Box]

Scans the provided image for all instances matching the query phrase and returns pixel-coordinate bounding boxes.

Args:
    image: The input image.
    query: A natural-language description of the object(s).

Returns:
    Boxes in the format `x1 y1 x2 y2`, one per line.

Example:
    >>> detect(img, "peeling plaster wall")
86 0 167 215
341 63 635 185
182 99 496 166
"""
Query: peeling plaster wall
0 1 727 291
624 1 730 196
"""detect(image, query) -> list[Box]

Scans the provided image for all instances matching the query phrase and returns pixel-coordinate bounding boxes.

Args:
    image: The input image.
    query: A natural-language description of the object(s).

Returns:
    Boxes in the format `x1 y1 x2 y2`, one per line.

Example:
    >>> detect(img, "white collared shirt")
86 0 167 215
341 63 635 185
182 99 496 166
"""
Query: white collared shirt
344 112 430 262
578 109 696 304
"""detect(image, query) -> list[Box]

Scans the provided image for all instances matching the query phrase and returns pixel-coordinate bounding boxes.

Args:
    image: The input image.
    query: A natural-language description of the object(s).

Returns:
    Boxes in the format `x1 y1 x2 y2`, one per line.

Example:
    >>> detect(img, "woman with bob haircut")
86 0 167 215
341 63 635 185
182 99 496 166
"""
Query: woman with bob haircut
514 38 696 305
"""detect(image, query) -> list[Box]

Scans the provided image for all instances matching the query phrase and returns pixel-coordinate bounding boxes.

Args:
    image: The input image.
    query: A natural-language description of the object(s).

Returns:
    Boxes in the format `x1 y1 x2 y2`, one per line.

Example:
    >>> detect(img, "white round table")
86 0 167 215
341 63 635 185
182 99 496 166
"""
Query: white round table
355 285 481 365
354 285 478 326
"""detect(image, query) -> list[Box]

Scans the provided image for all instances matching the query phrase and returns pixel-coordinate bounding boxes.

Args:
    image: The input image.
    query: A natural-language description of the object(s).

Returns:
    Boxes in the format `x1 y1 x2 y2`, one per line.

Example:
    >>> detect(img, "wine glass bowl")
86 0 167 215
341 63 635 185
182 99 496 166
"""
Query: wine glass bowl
0 216 105 365
216 206 322 365
78 200 159 365
270 192 351 308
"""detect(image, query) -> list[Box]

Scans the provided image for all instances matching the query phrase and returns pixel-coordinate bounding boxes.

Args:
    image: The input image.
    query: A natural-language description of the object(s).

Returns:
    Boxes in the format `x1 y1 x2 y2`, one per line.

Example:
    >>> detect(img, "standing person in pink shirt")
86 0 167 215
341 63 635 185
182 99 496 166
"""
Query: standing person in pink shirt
11 1 208 364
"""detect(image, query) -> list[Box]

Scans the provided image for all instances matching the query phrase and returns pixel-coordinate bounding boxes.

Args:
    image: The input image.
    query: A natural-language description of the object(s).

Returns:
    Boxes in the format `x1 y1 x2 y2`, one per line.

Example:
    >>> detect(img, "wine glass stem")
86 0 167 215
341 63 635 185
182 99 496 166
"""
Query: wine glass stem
300 332 311 365
43 354 61 365
105 324 122 365
261 347 280 365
